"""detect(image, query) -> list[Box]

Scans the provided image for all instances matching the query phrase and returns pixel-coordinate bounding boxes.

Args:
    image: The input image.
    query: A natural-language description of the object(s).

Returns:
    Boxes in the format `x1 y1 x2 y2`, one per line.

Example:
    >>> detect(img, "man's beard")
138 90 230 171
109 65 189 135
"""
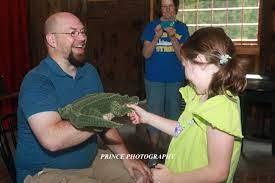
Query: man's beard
68 51 86 67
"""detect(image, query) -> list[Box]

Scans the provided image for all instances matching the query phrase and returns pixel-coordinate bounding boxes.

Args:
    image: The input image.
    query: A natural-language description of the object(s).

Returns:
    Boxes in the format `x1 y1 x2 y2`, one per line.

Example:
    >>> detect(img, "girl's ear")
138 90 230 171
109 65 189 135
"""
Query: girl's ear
195 54 207 64
180 56 186 66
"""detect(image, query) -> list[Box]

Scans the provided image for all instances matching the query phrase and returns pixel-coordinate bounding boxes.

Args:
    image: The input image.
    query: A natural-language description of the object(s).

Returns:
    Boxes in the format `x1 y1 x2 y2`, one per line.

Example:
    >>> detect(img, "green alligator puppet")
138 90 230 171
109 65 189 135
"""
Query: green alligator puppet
58 93 139 131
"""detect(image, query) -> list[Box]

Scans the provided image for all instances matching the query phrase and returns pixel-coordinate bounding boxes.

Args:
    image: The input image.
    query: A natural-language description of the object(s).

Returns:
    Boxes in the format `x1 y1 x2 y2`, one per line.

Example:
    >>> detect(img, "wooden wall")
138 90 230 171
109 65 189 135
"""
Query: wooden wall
271 0 275 74
27 0 48 67
86 0 148 97
260 0 273 75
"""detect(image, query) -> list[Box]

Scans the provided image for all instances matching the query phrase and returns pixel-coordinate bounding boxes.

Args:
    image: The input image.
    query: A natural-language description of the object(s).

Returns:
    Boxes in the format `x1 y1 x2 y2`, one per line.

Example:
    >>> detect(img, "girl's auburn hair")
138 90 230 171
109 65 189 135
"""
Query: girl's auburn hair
181 27 248 98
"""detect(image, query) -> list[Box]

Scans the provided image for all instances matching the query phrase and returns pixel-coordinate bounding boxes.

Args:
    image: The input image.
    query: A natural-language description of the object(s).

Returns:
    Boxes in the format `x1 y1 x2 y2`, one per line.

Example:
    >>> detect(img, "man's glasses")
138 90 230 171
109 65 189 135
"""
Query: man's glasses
51 29 87 38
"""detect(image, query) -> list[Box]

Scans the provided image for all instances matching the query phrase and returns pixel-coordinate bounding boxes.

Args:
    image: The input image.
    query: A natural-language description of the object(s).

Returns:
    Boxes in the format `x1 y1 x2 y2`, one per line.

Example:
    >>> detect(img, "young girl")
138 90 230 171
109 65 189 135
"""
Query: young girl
128 27 247 183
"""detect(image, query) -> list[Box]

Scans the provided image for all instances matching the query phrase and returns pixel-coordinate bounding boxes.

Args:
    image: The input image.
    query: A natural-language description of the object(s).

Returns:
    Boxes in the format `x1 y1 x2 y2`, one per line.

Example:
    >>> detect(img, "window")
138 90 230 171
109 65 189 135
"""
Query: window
177 0 260 45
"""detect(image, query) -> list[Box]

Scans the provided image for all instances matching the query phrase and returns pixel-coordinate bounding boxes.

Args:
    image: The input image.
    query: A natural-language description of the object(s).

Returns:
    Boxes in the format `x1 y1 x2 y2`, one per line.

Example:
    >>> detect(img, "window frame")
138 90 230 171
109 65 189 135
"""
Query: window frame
176 0 262 47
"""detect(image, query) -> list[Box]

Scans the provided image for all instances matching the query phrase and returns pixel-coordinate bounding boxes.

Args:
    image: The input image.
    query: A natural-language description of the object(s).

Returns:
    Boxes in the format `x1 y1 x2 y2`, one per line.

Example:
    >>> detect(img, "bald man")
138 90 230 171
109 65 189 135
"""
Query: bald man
15 12 150 183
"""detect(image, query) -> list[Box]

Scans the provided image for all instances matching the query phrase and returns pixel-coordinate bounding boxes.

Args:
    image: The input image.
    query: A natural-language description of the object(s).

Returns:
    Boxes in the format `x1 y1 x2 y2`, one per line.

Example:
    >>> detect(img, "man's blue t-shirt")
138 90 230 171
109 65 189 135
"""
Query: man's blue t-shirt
15 56 104 183
141 19 189 82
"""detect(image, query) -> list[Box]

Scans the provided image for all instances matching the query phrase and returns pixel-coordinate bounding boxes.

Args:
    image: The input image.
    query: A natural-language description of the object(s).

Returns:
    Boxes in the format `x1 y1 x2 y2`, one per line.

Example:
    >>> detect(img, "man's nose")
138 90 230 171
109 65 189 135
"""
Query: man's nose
76 33 87 41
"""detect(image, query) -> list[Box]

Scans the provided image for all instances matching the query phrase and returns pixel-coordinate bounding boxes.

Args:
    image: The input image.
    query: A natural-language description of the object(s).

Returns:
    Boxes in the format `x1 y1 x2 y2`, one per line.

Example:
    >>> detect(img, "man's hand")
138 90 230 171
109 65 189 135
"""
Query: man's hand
122 159 152 183
101 128 152 182
152 164 174 183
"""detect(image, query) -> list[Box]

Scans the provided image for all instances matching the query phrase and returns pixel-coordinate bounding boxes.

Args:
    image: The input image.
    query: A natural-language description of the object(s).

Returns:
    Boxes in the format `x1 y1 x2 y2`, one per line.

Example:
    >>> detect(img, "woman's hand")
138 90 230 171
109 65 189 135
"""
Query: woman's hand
164 27 176 38
127 104 150 124
154 24 163 39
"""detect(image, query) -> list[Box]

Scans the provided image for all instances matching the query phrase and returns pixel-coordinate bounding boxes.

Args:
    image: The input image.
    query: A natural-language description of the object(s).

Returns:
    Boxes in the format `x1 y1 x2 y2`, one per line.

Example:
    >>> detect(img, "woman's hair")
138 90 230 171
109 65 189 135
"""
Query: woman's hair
156 0 180 17
181 27 248 98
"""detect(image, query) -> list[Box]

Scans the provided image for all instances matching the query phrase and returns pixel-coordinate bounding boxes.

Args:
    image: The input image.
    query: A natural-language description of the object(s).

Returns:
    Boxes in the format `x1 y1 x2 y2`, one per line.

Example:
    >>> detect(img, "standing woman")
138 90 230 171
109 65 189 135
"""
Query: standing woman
141 0 189 152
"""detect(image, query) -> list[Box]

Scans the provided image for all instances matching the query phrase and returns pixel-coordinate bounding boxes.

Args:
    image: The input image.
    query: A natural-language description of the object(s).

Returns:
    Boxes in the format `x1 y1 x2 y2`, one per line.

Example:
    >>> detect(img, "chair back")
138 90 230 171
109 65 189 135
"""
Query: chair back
0 112 17 183
0 75 7 95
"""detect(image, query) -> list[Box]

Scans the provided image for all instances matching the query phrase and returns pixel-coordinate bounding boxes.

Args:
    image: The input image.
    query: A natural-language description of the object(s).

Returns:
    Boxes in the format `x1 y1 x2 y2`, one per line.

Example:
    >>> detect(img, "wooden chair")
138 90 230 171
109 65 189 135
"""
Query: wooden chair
241 74 275 155
0 112 17 183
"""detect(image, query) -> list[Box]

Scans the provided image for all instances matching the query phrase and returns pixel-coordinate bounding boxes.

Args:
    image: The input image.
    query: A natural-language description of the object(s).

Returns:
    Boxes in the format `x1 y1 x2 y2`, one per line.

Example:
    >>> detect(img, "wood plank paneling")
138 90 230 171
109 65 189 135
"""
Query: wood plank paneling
27 0 88 67
86 0 149 97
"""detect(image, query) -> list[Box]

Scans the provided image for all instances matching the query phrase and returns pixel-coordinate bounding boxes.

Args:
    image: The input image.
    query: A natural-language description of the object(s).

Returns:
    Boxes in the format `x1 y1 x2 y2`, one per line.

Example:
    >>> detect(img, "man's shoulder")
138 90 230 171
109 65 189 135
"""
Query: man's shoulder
22 58 51 84
83 62 96 69
82 62 99 74
31 56 52 72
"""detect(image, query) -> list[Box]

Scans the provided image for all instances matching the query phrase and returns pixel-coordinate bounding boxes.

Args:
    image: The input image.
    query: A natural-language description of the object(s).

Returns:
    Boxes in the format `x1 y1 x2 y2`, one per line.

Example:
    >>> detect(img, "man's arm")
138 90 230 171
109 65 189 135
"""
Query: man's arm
100 128 151 181
28 111 95 152
100 128 128 154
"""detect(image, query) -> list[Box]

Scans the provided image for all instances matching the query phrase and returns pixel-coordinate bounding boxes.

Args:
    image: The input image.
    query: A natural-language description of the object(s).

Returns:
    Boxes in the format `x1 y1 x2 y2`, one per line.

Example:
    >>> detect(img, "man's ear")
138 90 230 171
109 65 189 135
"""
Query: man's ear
195 54 207 64
45 34 56 48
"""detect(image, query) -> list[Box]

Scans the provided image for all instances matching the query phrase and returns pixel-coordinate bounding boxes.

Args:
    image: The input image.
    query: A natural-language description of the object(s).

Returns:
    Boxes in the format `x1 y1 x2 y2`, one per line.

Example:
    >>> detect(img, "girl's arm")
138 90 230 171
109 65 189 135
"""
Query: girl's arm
128 104 178 136
152 127 234 183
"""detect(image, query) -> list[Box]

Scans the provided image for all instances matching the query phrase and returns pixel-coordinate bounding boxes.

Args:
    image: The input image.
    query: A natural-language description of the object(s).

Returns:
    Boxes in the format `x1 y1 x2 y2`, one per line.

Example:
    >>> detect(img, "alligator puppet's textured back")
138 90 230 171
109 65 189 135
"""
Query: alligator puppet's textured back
58 93 139 130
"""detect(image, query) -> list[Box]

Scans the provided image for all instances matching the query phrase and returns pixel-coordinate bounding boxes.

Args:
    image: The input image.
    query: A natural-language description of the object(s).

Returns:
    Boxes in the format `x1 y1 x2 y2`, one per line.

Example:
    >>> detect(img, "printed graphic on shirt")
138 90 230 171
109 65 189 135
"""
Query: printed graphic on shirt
156 32 182 53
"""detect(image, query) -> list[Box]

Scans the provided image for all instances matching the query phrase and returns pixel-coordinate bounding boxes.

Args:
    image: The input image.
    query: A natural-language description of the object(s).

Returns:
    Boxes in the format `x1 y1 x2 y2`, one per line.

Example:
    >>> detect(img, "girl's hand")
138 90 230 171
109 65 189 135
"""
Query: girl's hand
127 104 149 124
151 164 174 183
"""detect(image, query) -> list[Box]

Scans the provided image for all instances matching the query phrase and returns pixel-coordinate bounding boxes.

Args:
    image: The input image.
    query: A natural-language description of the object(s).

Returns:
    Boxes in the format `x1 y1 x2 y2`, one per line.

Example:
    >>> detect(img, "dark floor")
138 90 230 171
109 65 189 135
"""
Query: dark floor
0 159 12 183
235 139 275 183
1 117 275 183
